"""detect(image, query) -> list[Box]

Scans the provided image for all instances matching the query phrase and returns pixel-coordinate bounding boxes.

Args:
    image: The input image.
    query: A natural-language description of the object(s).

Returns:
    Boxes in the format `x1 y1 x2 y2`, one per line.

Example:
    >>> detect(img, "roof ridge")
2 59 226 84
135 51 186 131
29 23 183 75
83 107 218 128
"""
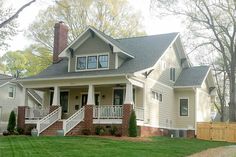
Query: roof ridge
116 32 179 40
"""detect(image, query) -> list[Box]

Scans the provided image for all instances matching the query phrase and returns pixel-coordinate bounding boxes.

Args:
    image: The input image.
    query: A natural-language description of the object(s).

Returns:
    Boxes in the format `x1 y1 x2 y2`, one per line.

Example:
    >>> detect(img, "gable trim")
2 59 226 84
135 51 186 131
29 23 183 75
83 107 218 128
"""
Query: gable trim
59 26 134 59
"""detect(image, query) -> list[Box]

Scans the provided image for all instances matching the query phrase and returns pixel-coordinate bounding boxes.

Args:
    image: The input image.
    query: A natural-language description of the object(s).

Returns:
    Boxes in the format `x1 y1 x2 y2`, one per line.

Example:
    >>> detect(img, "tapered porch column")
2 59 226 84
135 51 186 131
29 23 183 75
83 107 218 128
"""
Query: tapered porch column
50 86 60 113
18 87 28 132
122 82 134 136
84 84 95 133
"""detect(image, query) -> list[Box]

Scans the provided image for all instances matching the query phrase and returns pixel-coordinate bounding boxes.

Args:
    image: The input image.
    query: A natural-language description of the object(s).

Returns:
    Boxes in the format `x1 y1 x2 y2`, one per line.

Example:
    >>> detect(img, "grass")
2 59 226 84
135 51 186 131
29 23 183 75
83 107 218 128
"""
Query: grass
0 136 231 157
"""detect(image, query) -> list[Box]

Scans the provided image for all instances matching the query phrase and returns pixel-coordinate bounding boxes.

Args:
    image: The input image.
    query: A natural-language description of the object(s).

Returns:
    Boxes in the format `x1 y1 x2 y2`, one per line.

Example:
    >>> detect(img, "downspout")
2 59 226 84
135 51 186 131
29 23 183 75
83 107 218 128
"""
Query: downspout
193 87 198 135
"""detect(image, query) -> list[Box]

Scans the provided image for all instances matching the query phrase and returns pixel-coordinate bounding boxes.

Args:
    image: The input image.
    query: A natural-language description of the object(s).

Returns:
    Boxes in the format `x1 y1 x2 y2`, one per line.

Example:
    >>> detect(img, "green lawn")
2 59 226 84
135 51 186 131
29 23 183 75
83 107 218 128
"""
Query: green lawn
0 136 231 157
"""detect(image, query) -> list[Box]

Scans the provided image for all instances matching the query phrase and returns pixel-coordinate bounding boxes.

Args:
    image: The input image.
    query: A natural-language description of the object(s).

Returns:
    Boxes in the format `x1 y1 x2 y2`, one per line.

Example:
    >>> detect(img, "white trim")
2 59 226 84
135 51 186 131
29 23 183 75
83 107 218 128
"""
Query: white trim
179 97 189 117
93 119 122 124
59 26 134 59
112 87 125 105
75 53 109 72
174 86 201 88
18 74 126 82
194 88 198 135
80 92 101 108
8 85 16 99
200 67 212 87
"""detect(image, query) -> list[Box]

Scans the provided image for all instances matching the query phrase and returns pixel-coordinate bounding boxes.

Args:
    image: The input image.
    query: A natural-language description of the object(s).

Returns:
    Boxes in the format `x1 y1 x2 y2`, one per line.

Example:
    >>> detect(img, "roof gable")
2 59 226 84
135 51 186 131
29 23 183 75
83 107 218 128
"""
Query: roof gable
59 26 134 59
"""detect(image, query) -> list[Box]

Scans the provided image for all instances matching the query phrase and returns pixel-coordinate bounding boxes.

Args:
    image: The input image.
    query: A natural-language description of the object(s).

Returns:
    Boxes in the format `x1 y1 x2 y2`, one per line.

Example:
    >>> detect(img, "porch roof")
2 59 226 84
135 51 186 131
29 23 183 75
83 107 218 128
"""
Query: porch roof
19 32 179 81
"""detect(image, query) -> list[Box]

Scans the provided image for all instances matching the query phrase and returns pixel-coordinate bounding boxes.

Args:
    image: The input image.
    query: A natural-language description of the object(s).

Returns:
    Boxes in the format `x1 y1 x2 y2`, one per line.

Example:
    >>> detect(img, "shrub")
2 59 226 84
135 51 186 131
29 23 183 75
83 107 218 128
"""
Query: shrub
109 126 118 136
16 127 24 135
95 126 105 135
7 111 16 134
128 110 137 137
3 130 10 136
82 129 91 135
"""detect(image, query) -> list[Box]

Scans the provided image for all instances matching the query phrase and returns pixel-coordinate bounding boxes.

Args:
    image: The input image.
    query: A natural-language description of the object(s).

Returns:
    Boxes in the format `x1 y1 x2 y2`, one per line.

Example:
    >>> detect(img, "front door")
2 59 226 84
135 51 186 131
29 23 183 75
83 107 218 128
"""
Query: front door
113 89 124 105
81 94 100 107
60 92 69 113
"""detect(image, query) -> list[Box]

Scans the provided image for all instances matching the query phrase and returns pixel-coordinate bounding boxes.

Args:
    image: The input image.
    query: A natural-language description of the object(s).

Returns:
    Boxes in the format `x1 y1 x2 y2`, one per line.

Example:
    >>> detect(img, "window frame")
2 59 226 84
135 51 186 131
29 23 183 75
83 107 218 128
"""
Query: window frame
151 90 163 103
8 85 15 99
87 55 97 69
179 98 189 117
75 53 109 71
76 56 87 70
170 67 176 82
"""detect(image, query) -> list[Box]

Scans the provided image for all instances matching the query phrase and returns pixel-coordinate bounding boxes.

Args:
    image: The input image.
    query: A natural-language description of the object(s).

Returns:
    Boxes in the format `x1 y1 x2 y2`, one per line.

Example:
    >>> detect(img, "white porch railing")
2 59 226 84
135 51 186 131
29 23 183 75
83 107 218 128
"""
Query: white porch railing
25 108 49 120
135 107 144 121
63 107 84 135
93 105 123 119
36 107 61 136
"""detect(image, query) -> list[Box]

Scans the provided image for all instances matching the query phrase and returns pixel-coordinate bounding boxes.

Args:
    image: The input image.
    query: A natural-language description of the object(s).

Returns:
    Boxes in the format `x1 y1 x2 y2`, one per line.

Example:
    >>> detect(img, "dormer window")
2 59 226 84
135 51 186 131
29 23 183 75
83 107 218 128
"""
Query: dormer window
76 54 109 71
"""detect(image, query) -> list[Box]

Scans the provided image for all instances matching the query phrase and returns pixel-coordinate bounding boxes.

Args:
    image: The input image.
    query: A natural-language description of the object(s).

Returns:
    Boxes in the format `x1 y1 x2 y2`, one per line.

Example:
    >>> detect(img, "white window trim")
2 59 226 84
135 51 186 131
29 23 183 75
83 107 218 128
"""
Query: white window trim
112 87 136 106
151 90 163 103
49 90 70 114
8 85 16 99
179 97 189 117
75 53 109 72
80 92 101 108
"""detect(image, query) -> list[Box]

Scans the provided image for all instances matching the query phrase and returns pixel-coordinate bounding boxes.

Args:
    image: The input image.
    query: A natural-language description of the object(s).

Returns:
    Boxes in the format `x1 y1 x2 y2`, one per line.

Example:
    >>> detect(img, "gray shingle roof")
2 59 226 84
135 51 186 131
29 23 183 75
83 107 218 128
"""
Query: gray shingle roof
174 66 210 87
0 74 13 86
22 32 179 80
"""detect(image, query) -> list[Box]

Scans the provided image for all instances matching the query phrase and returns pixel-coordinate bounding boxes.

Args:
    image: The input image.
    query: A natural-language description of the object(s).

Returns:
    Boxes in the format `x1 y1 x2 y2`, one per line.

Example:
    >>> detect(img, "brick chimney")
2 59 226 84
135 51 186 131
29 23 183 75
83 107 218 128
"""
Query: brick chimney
53 21 68 63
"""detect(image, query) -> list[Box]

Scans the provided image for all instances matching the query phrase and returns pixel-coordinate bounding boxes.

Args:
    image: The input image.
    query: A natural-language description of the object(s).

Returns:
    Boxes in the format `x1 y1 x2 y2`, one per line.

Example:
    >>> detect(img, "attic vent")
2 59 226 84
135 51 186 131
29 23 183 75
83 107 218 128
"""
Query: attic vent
89 30 95 38
69 48 74 58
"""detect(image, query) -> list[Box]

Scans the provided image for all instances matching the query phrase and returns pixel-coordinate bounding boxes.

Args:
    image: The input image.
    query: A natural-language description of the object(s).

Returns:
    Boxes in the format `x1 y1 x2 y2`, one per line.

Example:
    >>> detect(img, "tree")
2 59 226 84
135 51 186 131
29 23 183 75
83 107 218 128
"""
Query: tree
129 110 137 137
1 45 52 77
151 0 236 121
7 111 16 134
27 0 145 50
0 0 36 50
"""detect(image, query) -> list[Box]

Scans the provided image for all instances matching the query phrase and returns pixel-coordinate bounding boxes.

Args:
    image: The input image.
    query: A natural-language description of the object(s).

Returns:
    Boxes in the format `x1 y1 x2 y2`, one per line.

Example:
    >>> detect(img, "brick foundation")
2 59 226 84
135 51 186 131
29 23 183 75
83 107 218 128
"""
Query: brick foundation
40 121 63 136
17 106 28 131
187 130 195 138
66 121 85 136
122 104 133 136
84 105 93 132
25 124 36 135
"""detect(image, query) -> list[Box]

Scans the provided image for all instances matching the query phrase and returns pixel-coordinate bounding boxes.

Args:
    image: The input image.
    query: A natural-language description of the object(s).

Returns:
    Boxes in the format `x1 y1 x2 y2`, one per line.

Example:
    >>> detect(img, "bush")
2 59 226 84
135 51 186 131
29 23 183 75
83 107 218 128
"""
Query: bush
95 126 105 135
7 111 16 134
82 129 91 135
109 126 118 136
3 130 10 136
128 110 137 137
16 127 24 135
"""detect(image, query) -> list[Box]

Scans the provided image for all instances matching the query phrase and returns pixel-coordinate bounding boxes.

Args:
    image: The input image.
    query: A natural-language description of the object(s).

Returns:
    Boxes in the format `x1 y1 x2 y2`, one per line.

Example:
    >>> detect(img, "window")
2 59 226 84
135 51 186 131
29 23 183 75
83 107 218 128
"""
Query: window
8 86 15 98
77 57 86 70
87 56 97 69
180 98 188 116
159 93 162 102
170 68 176 81
98 55 108 68
76 54 109 71
151 90 162 102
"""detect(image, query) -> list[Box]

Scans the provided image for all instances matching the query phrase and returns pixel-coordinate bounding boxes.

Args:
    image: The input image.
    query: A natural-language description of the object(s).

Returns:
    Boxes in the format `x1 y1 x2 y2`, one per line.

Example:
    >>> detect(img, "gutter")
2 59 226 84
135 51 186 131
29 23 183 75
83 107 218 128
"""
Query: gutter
17 73 127 82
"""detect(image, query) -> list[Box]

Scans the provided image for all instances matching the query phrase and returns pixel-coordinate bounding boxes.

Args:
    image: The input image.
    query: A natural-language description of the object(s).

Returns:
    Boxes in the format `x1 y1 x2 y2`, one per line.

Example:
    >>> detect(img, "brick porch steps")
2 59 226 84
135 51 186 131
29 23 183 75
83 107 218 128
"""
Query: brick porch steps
66 121 84 136
40 121 63 136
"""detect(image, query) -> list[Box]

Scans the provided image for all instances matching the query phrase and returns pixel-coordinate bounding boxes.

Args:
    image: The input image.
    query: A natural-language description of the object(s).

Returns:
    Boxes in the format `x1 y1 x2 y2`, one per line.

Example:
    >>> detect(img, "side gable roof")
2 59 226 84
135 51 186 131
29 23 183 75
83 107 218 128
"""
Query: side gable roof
21 32 179 80
0 74 14 87
174 66 210 87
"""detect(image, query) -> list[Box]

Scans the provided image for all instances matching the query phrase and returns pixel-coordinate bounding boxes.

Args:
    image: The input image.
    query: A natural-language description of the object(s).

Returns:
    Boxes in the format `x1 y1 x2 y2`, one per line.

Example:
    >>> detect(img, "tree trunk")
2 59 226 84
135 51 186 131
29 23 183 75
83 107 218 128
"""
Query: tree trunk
229 63 236 122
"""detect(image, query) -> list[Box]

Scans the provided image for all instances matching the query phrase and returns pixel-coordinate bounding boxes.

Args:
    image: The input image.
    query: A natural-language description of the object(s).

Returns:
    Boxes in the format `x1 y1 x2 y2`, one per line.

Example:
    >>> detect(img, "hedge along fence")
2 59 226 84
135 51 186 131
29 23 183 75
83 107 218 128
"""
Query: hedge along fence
197 122 236 142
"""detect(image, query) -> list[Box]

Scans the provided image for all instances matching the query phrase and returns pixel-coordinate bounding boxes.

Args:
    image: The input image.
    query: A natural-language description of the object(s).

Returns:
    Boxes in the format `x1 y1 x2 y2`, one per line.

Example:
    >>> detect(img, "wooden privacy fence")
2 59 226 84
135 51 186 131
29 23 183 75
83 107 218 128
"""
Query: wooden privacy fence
197 122 236 142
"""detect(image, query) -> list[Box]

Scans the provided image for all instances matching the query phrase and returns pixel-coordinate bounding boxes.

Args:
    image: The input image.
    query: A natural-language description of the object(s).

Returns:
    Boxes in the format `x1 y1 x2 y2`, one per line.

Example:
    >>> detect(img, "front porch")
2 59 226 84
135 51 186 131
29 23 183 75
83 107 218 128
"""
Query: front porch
18 81 145 136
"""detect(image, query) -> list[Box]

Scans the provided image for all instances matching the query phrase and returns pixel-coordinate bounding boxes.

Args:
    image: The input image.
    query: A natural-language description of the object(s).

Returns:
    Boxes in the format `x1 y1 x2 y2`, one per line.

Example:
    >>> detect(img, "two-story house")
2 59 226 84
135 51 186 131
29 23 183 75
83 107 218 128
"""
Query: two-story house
17 22 216 137
0 74 42 132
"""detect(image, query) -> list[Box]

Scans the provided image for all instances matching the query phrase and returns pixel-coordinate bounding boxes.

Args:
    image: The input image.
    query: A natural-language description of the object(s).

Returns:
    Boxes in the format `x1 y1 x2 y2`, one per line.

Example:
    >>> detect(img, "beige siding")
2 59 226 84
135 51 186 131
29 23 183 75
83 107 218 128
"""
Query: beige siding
149 47 182 86
196 88 211 122
145 79 176 127
174 89 195 128
69 35 116 72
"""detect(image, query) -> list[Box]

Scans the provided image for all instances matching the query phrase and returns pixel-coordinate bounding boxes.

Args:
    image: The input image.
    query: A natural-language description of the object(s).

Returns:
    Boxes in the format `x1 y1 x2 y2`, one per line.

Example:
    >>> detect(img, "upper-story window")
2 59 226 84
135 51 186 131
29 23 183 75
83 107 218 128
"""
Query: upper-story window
76 54 109 71
170 67 176 81
8 85 15 98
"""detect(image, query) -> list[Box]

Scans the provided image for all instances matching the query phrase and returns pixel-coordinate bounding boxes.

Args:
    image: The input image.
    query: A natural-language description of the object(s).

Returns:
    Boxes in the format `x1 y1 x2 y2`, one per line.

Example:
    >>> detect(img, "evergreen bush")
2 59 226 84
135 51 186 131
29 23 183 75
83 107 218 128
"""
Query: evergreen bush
7 111 16 134
128 110 137 137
